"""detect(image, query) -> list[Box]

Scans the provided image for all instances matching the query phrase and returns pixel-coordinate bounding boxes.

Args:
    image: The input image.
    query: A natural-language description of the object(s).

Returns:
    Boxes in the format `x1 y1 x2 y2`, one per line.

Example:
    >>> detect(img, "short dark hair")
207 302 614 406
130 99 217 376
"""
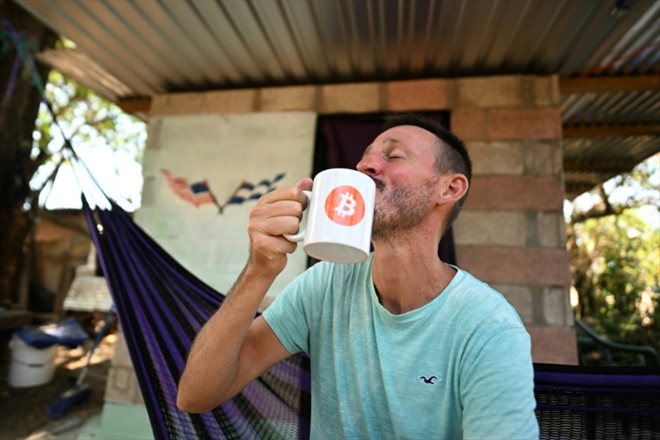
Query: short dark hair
382 113 472 232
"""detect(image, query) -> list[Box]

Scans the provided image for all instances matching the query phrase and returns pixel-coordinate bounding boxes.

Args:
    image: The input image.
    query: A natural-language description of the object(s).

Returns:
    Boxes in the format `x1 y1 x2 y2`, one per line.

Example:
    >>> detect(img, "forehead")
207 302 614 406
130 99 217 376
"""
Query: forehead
365 125 439 154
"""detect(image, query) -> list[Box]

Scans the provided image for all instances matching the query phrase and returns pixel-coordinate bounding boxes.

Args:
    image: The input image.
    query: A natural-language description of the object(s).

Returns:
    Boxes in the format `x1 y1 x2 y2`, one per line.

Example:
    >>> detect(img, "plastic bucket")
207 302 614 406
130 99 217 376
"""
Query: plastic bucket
8 335 57 388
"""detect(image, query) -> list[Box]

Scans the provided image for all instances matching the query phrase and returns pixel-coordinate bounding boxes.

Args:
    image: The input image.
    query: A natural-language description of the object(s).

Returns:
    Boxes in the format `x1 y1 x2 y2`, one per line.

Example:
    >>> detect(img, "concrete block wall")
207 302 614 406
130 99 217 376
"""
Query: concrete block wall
108 75 575 408
150 75 576 364
449 77 576 364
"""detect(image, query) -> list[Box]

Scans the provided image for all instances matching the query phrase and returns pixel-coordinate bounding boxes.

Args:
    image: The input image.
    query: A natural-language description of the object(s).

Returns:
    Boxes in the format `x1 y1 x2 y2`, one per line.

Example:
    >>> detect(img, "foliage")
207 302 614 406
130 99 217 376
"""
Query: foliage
568 155 660 363
33 68 146 209
0 11 144 308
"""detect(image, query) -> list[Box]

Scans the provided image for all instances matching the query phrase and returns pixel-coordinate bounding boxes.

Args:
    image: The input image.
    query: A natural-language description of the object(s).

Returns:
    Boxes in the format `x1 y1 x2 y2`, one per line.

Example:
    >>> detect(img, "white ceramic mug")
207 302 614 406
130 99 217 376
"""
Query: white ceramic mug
285 168 376 264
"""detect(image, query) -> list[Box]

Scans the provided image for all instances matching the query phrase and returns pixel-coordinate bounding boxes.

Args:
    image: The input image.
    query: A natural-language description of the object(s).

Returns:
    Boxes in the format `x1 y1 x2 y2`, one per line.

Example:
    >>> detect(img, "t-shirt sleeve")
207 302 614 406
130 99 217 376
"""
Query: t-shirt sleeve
460 326 540 440
262 262 329 355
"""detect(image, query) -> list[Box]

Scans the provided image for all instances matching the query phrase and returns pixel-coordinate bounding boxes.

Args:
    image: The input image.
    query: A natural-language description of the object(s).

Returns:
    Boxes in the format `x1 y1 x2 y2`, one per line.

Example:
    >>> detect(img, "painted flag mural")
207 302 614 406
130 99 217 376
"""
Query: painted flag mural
161 170 286 214
137 112 316 302
225 173 286 205
161 169 216 207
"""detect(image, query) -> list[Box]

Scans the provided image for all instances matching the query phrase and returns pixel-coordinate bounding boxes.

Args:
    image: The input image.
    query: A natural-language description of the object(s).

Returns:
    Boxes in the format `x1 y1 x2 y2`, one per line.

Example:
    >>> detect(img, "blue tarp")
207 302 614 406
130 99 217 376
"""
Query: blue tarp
15 318 89 348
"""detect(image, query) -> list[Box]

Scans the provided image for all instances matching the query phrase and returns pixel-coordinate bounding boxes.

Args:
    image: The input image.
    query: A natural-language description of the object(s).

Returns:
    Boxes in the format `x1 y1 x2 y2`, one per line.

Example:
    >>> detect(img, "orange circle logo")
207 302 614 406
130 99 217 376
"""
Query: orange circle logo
324 185 366 226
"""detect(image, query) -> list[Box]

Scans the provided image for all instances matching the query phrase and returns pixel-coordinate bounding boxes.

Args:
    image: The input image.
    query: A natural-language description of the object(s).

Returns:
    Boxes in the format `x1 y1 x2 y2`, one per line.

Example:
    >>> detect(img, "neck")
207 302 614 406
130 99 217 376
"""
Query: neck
371 227 455 314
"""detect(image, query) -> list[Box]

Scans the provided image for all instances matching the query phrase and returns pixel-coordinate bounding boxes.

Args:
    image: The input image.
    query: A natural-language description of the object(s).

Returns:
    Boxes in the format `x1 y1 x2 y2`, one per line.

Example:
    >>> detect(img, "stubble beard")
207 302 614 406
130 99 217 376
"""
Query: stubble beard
371 178 438 241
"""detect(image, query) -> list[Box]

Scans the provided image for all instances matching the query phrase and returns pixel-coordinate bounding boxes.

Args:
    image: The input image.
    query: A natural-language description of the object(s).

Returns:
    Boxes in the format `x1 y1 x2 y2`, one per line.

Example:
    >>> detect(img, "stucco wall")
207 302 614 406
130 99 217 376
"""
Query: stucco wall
136 112 316 302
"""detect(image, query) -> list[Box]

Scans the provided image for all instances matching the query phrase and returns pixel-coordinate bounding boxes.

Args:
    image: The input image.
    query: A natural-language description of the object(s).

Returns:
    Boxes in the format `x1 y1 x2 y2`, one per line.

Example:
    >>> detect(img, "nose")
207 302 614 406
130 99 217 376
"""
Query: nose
356 153 381 176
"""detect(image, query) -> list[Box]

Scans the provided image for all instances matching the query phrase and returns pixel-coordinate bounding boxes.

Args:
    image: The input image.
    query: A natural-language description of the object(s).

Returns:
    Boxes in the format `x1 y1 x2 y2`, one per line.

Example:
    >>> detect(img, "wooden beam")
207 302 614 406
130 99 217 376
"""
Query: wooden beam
565 181 599 194
563 123 660 138
560 75 660 94
118 97 152 114
564 159 638 173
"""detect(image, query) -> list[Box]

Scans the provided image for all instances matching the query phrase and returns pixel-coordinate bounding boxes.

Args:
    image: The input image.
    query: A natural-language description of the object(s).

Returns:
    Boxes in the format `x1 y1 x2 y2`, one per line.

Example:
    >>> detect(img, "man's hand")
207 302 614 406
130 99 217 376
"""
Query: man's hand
246 178 313 277
177 178 312 412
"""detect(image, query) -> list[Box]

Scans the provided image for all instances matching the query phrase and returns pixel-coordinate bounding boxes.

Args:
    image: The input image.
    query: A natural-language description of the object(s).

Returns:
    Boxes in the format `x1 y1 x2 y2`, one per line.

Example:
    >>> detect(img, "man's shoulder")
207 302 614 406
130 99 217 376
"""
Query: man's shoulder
450 268 526 329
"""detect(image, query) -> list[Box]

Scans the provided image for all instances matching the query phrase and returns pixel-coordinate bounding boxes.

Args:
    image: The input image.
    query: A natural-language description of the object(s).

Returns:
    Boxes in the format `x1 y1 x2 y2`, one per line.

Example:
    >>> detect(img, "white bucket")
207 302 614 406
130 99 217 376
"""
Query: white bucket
8 335 57 388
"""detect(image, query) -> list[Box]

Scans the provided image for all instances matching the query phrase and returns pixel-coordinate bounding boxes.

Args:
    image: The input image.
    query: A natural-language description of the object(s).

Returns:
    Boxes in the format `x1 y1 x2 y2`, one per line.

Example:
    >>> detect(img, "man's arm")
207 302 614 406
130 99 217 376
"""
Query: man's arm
177 178 312 413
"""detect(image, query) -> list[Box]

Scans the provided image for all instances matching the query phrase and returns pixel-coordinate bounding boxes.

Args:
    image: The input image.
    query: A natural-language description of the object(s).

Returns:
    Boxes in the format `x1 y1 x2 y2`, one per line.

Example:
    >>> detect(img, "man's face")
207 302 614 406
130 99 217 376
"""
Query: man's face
356 125 441 240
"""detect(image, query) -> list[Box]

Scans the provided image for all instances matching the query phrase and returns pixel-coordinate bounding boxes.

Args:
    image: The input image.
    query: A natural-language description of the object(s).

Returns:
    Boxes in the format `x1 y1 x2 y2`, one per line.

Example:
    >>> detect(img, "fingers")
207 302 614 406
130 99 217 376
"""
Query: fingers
259 184 308 207
249 212 302 239
246 181 310 275
252 200 303 220
296 177 313 191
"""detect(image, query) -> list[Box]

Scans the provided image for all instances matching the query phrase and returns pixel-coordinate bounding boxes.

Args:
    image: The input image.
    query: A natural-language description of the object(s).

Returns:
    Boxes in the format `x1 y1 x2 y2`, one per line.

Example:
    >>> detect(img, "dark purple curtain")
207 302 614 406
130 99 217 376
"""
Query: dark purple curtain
313 112 456 265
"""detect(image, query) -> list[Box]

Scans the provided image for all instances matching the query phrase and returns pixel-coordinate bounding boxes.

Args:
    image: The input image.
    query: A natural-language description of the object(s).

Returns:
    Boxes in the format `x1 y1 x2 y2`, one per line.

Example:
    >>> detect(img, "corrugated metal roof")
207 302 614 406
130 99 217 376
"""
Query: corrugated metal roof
17 0 660 97
561 91 659 125
564 135 658 198
14 0 660 199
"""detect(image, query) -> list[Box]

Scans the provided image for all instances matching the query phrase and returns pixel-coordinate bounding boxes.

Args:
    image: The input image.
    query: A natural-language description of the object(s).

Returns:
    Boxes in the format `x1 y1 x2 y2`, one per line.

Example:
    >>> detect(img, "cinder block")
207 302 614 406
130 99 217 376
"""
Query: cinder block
456 76 525 108
456 245 571 286
543 286 570 326
258 85 318 111
149 92 204 115
530 76 561 107
537 212 565 248
320 82 382 114
487 108 562 140
387 79 453 111
453 210 527 246
150 90 258 115
469 141 524 175
527 325 578 364
493 284 534 324
523 141 562 175
465 176 564 211
203 89 257 113
451 109 487 140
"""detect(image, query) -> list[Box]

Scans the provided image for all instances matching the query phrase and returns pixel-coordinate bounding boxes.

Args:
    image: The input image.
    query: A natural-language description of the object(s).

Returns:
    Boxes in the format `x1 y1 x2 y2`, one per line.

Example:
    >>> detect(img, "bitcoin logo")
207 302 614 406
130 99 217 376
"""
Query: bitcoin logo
334 192 357 218
325 185 365 226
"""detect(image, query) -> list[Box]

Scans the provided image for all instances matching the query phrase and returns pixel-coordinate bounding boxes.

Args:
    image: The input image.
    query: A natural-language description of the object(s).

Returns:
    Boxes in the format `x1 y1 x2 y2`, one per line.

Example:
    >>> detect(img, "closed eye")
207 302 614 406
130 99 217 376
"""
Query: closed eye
386 150 406 160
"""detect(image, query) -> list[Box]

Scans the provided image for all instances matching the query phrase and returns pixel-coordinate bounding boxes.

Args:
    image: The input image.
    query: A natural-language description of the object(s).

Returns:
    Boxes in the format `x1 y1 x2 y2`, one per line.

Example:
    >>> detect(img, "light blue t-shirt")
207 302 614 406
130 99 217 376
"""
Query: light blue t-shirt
263 255 539 439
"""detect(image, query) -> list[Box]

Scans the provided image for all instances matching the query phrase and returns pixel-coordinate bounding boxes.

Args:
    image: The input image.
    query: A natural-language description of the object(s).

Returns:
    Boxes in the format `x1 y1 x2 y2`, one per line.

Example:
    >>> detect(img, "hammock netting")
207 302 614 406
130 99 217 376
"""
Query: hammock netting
82 199 660 440
83 199 310 439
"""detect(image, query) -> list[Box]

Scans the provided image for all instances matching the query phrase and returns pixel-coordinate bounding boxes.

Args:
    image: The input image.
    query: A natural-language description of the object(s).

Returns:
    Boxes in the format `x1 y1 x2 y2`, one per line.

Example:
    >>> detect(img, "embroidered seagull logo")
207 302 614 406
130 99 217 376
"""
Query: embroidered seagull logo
419 375 439 384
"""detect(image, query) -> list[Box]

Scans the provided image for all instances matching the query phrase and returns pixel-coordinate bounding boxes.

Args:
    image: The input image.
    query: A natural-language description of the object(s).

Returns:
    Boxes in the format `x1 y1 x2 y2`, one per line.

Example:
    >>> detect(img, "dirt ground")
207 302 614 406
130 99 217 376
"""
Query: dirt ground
0 331 115 440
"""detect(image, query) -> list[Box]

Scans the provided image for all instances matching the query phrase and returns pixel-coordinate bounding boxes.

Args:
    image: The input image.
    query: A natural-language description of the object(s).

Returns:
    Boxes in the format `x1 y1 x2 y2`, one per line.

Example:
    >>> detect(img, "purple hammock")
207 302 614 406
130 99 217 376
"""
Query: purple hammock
83 198 310 439
83 200 660 440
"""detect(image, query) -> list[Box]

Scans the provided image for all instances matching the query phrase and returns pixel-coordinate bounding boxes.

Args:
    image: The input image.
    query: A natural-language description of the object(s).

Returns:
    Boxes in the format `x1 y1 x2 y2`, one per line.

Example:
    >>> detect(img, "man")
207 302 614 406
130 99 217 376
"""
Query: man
177 114 539 439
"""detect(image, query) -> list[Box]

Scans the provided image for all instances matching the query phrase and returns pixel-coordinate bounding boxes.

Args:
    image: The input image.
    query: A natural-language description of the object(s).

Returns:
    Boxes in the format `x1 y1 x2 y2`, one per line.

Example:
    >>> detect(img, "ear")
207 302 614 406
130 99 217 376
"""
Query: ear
436 174 469 205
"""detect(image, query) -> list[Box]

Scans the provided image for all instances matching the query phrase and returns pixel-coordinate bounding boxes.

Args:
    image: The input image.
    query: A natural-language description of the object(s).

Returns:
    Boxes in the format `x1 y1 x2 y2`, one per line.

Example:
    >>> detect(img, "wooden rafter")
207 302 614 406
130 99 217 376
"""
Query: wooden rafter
564 159 638 173
563 123 660 138
559 75 660 94
118 97 152 114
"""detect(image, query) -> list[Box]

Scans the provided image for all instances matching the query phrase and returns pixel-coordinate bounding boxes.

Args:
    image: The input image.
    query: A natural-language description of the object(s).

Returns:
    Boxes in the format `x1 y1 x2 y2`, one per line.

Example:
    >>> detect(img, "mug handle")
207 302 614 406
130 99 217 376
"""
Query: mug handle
284 190 312 242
